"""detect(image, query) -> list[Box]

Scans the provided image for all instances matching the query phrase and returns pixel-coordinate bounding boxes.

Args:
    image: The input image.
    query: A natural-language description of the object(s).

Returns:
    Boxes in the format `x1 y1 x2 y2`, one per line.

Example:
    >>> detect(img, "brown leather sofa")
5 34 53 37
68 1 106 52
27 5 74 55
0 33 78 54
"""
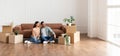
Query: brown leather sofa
13 23 66 38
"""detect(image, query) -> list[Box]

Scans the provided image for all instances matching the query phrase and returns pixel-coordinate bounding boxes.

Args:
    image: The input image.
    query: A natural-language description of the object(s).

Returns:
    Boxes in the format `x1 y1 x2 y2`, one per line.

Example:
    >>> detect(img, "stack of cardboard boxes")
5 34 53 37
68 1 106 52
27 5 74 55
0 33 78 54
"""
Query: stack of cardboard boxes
58 25 80 44
0 24 23 44
0 25 13 43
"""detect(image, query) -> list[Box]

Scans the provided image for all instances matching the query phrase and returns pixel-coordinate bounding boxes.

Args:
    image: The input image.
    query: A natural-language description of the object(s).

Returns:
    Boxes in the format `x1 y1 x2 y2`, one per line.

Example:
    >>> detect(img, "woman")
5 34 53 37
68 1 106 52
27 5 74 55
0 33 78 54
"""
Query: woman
25 21 41 44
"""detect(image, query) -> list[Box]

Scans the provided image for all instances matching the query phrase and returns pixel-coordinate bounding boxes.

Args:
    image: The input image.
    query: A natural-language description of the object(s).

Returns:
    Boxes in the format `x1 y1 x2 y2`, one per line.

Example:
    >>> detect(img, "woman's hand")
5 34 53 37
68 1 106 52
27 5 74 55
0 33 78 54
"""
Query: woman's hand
37 35 40 39
54 34 56 38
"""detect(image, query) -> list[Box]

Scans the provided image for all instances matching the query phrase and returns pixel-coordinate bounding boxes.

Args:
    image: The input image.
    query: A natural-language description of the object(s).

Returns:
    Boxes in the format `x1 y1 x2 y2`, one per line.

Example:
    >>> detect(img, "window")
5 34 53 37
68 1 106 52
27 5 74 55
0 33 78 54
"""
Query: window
107 0 120 26
107 0 120 44
108 0 120 6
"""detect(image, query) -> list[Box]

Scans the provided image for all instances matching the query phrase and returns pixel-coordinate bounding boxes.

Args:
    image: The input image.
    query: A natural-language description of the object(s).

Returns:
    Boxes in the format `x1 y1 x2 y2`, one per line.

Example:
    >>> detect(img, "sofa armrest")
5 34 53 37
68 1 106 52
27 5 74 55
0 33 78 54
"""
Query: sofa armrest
13 25 23 34
60 25 66 33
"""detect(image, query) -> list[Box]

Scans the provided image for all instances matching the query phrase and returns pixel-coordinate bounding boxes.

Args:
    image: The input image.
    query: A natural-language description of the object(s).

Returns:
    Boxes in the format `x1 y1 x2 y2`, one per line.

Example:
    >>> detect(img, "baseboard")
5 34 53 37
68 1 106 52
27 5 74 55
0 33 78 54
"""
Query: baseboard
80 33 87 35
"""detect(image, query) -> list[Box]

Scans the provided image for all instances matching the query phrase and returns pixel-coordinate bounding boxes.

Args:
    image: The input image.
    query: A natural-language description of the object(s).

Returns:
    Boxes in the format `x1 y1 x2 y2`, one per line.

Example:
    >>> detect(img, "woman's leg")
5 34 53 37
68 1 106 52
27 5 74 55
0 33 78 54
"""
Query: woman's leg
29 36 41 44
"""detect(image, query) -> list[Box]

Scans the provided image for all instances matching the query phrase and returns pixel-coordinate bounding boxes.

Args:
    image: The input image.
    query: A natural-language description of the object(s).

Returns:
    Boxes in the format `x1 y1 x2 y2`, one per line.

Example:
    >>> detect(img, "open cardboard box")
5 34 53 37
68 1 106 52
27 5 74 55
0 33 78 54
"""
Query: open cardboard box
2 25 13 33
9 34 23 44
0 32 11 43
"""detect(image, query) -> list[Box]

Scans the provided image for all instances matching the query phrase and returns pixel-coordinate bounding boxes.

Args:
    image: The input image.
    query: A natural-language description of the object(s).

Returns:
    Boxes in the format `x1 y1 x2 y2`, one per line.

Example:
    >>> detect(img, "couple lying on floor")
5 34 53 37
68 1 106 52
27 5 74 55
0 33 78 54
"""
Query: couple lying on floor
25 21 56 44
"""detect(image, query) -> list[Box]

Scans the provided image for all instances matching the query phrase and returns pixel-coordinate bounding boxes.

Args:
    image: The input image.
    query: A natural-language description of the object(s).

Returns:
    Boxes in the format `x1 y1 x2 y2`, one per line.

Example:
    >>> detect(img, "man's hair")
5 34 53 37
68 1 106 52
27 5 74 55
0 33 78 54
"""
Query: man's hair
40 21 44 25
33 21 39 28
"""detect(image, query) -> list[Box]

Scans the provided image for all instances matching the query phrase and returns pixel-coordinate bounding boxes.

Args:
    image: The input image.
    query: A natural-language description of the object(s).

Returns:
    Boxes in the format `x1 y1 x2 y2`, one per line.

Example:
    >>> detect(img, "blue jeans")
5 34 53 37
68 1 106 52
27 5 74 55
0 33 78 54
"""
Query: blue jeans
41 36 54 41
29 36 41 44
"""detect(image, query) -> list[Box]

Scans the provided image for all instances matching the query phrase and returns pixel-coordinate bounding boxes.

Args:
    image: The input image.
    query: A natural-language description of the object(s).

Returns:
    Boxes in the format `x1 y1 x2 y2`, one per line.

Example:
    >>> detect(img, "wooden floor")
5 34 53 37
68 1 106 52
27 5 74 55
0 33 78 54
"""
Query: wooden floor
0 34 120 56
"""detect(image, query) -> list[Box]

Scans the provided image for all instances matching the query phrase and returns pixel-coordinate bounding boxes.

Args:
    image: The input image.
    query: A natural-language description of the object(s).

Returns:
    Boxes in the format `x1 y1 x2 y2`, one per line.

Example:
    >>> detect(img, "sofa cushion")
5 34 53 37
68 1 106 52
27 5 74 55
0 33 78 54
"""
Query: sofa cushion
22 29 32 38
46 23 62 29
53 29 64 37
21 24 33 30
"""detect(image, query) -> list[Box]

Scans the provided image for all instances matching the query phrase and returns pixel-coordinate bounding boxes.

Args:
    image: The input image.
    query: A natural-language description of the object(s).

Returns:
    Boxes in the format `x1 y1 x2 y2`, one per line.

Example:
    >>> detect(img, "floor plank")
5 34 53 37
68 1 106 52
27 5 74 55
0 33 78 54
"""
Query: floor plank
0 34 120 56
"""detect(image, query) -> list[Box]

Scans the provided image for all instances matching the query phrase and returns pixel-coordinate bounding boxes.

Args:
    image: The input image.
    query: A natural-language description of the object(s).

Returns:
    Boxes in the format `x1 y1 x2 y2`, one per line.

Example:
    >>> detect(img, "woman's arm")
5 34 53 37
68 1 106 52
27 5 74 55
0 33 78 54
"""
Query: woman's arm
32 28 36 37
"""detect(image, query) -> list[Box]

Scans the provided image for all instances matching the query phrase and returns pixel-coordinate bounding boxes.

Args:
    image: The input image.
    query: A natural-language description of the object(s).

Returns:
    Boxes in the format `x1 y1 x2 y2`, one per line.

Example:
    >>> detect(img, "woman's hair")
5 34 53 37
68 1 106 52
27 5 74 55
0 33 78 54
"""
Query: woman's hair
33 21 39 28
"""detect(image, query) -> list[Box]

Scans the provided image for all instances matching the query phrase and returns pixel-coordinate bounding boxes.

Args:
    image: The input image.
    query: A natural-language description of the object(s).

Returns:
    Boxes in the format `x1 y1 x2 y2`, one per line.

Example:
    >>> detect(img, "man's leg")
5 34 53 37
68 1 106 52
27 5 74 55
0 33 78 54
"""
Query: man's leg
48 36 54 41
41 36 49 44
48 36 55 43
41 36 48 41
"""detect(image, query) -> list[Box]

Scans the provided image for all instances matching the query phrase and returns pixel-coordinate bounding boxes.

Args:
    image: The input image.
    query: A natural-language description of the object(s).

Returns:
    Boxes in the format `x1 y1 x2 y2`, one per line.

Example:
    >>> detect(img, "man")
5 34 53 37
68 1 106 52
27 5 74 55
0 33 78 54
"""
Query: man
40 21 56 44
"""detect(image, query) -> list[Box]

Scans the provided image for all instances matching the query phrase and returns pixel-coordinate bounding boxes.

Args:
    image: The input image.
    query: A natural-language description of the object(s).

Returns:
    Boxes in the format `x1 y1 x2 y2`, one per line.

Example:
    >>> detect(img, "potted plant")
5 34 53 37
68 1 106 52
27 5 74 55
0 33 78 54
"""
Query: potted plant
63 16 75 26
14 30 19 35
64 34 71 45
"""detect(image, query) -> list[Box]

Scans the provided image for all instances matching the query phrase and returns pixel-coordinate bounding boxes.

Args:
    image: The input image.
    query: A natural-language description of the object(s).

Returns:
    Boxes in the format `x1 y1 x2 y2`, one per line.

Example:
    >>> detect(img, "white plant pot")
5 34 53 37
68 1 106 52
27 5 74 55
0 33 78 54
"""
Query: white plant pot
68 23 72 26
61 34 66 37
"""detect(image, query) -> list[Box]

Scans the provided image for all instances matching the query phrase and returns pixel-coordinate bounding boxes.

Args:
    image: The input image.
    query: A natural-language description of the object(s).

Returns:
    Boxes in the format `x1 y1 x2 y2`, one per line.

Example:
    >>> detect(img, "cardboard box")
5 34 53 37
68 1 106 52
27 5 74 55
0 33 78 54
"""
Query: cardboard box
0 32 11 43
2 25 12 33
9 34 23 44
58 36 71 45
65 25 76 33
58 36 65 45
67 31 80 43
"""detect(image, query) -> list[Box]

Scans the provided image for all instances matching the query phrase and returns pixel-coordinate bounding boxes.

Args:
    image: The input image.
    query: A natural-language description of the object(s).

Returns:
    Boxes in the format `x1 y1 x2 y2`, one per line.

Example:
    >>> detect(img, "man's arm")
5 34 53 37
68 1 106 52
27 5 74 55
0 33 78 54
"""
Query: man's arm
48 27 56 38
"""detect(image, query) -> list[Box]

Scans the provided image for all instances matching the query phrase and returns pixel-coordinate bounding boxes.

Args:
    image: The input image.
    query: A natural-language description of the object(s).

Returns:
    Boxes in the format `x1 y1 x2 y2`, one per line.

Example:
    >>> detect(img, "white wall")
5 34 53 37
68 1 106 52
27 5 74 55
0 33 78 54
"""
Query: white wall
76 0 88 33
0 0 88 33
